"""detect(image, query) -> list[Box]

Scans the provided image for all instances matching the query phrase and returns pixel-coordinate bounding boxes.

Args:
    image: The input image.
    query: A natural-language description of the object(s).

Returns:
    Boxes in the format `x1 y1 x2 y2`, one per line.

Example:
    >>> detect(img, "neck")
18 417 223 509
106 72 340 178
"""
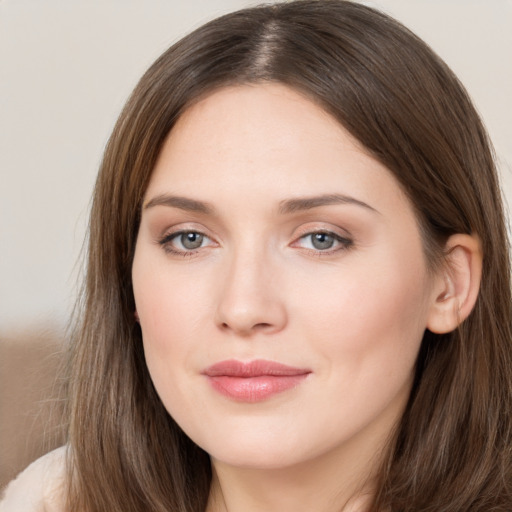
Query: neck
207 468 373 512
206 428 390 512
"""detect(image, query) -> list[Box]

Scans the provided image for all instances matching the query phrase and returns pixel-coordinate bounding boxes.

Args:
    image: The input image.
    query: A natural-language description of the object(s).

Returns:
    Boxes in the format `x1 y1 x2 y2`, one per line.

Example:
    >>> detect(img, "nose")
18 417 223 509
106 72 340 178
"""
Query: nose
214 247 288 336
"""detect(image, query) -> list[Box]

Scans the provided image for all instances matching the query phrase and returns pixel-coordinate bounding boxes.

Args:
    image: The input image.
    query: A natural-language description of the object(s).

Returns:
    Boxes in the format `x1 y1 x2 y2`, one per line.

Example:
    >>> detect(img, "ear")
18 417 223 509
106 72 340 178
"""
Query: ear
426 234 482 334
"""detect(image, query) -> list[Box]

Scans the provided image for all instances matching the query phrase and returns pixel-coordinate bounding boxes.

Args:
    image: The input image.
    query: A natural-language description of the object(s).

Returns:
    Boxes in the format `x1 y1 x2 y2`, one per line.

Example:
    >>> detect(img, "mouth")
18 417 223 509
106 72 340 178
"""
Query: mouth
203 359 311 403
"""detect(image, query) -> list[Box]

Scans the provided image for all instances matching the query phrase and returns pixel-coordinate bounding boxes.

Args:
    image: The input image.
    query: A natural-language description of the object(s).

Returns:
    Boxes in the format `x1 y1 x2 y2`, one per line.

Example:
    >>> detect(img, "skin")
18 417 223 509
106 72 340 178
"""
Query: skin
132 83 447 511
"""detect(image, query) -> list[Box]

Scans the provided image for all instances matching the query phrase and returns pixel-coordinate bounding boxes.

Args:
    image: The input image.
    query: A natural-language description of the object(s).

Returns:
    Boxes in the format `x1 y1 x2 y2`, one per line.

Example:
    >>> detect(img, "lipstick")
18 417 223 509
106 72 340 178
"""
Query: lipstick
203 359 311 402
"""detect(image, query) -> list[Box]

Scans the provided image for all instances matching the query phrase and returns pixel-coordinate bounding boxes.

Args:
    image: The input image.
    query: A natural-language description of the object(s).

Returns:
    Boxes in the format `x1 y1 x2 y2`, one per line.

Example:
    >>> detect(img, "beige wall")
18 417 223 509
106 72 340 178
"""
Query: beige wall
1 0 511 332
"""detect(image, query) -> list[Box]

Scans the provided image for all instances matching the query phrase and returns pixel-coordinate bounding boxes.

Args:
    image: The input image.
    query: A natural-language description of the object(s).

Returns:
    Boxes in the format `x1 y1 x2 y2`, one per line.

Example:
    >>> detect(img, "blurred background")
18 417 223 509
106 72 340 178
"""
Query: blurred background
1 0 511 489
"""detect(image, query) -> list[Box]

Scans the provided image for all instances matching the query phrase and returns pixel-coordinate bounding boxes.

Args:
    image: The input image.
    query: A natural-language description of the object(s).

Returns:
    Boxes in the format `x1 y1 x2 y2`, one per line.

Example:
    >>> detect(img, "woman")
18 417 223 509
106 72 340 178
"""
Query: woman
2 1 511 511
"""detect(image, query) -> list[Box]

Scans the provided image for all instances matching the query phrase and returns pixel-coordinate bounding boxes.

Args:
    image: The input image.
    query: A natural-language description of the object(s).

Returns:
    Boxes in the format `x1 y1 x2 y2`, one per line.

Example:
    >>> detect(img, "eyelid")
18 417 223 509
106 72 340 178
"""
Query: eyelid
290 224 354 254
157 225 218 256
292 222 352 241
154 222 353 257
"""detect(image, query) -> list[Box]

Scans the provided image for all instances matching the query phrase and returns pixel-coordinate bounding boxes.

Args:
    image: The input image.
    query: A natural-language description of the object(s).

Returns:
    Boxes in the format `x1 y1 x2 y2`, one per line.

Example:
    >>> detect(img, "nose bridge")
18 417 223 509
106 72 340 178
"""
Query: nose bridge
215 239 287 336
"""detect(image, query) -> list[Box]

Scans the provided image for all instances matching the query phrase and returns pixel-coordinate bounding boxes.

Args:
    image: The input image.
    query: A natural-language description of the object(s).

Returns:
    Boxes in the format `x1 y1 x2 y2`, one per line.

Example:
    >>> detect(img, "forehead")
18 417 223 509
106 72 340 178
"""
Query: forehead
146 83 411 219
166 83 368 163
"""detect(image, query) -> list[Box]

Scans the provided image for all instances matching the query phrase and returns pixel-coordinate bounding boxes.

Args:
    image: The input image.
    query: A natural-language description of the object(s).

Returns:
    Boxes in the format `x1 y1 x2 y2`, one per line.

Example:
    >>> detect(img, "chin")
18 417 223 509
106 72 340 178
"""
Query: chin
190 422 331 471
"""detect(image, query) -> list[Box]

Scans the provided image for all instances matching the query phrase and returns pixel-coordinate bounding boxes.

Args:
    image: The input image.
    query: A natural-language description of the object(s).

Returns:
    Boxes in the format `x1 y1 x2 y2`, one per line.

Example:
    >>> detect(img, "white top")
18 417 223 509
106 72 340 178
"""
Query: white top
0 447 66 512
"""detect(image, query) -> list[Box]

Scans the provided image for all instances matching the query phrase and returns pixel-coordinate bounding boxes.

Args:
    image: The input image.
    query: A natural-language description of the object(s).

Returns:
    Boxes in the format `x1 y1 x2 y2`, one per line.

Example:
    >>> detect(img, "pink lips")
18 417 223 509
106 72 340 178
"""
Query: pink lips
203 359 311 403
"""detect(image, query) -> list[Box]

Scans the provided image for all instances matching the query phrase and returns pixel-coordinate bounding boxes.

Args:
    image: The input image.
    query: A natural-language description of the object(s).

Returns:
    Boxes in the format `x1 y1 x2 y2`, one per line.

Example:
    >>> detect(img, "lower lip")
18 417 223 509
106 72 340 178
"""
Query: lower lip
207 374 308 402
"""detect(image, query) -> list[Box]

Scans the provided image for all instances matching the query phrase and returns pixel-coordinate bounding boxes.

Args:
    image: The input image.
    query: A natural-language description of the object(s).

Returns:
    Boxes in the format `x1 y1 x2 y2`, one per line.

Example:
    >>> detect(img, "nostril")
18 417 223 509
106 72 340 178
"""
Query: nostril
255 322 272 330
219 321 273 334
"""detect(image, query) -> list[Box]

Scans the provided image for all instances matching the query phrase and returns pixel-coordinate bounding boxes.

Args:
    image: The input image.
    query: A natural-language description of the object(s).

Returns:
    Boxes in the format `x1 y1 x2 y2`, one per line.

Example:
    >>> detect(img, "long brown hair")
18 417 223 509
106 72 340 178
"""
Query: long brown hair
66 1 512 510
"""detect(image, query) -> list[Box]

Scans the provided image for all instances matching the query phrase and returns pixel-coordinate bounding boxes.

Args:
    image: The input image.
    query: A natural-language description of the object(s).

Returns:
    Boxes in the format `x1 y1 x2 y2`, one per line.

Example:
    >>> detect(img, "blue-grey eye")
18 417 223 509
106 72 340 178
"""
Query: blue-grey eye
295 231 352 252
310 232 335 250
179 232 204 250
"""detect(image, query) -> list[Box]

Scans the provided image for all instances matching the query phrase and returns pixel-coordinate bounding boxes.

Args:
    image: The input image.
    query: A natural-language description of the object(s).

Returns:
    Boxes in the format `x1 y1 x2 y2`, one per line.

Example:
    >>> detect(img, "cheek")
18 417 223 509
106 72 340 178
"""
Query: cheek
135 284 200 423
132 255 207 385
283 256 430 447
293 249 431 374
133 246 210 334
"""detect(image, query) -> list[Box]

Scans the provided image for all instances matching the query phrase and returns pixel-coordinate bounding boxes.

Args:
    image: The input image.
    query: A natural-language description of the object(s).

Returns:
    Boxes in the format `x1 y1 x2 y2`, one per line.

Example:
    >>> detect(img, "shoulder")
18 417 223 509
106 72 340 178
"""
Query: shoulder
0 446 67 512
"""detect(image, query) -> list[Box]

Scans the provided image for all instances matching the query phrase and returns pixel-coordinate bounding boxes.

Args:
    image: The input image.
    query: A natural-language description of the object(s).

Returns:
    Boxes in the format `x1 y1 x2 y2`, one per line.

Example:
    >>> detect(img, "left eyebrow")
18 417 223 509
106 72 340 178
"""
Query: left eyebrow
278 193 379 215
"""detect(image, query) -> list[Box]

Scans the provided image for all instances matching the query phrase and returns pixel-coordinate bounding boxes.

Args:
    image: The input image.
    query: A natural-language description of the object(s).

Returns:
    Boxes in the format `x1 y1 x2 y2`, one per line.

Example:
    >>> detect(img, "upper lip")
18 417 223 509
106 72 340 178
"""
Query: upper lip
203 359 311 377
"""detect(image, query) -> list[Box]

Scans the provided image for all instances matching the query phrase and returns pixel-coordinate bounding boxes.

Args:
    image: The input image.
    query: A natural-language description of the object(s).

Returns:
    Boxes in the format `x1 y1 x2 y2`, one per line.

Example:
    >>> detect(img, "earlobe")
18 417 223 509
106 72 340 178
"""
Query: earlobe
426 234 482 334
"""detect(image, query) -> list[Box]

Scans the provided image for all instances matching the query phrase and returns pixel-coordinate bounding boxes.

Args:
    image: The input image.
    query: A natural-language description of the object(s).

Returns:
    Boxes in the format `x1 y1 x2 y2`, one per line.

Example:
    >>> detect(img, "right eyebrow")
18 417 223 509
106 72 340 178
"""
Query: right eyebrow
143 194 214 215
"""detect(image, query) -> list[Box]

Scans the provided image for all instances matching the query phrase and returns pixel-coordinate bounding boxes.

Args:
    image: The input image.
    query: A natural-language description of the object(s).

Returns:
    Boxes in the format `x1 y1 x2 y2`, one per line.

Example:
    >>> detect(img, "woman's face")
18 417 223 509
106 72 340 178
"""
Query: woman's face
132 84 439 470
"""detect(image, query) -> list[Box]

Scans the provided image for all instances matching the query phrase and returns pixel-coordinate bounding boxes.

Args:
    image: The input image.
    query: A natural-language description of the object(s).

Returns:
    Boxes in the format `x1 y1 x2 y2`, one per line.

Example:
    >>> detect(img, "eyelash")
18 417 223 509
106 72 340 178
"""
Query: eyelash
293 230 353 255
158 230 214 257
158 229 353 257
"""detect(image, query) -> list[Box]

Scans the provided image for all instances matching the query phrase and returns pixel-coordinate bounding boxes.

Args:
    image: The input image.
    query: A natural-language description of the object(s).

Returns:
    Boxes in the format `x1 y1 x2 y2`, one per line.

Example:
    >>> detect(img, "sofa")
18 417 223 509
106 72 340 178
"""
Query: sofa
0 326 67 490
